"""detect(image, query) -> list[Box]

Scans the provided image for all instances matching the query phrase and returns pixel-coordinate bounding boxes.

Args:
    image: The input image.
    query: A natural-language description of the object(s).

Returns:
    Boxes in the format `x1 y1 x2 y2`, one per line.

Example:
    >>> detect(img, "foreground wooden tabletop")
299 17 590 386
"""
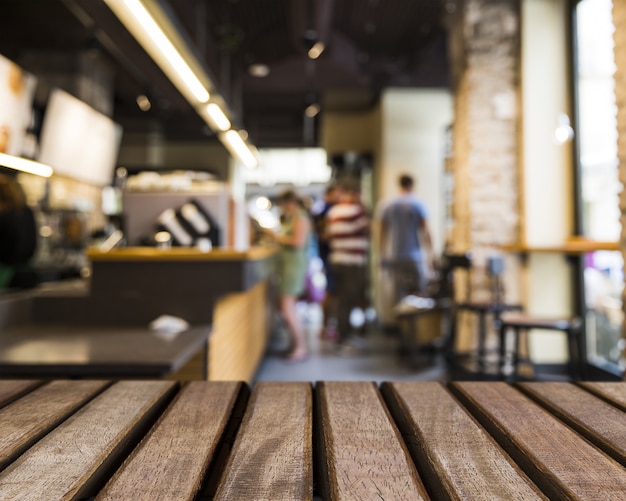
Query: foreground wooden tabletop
1 380 626 500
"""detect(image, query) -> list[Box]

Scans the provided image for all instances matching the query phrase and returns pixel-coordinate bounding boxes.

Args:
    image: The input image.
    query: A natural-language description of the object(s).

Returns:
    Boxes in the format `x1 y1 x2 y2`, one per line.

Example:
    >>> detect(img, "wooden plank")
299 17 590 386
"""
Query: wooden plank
382 382 545 500
0 380 176 500
97 381 246 501
214 382 312 501
452 381 626 500
0 380 111 471
519 382 626 467
579 382 626 411
0 380 43 408
316 381 428 500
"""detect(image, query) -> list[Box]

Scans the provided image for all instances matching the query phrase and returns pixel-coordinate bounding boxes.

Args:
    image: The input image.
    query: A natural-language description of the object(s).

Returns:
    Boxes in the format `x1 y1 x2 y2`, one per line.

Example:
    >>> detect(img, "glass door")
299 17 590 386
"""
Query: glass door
573 0 623 373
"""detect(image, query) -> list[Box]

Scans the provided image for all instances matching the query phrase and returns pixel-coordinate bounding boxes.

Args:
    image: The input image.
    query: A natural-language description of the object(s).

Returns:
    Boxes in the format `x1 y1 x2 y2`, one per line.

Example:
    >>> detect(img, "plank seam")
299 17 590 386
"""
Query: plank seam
196 382 251 500
73 381 181 500
447 382 571 500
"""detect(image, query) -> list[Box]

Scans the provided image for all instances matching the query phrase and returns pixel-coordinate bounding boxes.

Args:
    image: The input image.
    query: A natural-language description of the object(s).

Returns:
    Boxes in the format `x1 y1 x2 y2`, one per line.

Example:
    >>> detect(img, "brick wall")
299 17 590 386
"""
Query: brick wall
613 0 626 365
448 0 521 299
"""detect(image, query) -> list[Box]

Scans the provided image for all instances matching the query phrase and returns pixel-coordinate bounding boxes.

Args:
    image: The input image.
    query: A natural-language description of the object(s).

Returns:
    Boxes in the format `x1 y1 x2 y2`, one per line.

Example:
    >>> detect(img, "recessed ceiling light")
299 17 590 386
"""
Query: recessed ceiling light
305 103 320 118
249 63 270 77
136 94 151 111
308 42 325 59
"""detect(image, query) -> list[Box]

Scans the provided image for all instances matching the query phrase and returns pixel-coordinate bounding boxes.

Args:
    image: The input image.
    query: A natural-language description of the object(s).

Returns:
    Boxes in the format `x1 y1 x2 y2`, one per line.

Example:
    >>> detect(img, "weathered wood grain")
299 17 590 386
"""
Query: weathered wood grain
520 382 626 467
317 381 427 501
0 380 110 471
0 380 176 500
452 381 626 500
214 382 313 501
382 381 545 500
579 382 626 411
97 381 245 501
0 380 43 408
6 380 626 499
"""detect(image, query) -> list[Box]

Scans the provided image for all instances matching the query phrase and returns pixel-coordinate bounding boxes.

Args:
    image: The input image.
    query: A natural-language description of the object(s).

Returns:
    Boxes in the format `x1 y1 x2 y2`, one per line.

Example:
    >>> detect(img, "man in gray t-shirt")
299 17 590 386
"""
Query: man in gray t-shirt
379 174 434 303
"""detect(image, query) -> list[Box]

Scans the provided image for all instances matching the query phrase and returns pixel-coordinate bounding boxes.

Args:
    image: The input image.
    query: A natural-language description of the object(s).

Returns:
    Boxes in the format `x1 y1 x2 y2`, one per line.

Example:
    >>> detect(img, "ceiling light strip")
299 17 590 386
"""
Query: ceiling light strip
205 103 231 131
0 153 53 177
105 0 259 168
104 0 210 103
220 131 258 169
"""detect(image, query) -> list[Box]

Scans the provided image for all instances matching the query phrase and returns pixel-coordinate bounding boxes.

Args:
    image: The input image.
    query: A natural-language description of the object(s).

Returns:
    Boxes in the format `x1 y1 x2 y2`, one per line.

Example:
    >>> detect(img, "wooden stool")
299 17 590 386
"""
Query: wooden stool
498 313 584 381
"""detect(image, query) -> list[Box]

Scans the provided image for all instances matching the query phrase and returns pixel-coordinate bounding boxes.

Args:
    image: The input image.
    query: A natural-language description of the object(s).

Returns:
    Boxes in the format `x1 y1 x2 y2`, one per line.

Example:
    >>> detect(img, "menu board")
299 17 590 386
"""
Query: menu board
38 88 122 186
0 53 37 156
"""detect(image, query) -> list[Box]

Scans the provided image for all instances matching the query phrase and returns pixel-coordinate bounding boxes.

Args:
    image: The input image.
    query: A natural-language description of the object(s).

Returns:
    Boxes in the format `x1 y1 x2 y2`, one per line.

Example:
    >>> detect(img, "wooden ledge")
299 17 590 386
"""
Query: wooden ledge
501 239 619 254
87 245 277 262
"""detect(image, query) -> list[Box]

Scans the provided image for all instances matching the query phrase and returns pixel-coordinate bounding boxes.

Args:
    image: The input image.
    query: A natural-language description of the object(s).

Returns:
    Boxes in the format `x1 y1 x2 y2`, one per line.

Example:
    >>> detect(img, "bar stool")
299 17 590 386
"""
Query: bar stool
393 253 470 366
498 312 584 381
451 255 523 370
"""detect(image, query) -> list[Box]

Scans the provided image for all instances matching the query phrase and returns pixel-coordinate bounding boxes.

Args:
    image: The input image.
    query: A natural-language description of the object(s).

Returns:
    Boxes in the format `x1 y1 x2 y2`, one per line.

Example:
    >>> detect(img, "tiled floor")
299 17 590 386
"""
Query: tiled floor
254 303 450 384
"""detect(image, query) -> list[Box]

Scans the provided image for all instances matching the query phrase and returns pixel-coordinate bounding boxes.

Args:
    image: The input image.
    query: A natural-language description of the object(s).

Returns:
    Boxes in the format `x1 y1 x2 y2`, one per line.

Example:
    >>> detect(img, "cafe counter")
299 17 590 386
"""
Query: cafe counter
14 246 278 382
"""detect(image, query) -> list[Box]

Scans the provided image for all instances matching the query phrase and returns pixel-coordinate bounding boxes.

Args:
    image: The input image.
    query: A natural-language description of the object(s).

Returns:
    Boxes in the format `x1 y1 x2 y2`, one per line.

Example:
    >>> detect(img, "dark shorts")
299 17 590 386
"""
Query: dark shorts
385 258 426 302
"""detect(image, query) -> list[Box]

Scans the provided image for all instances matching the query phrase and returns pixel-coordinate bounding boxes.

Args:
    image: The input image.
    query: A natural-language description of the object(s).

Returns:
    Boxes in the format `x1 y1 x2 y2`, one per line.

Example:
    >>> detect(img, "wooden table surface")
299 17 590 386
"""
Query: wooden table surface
1 380 626 500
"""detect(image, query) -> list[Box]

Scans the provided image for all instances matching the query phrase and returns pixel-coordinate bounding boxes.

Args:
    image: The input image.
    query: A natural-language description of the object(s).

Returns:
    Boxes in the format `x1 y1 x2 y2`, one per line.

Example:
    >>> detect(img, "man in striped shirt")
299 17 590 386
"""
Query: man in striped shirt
325 183 370 346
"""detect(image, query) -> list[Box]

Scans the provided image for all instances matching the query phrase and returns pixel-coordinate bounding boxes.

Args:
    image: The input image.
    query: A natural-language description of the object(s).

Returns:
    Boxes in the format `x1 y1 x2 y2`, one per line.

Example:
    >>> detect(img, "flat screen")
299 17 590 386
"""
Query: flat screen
0 53 37 156
38 88 122 186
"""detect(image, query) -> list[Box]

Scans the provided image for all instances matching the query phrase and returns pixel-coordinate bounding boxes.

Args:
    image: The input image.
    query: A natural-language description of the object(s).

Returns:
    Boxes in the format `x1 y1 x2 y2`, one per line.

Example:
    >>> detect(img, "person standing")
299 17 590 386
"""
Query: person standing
0 174 37 289
312 184 340 338
379 173 434 304
266 188 312 362
326 183 370 347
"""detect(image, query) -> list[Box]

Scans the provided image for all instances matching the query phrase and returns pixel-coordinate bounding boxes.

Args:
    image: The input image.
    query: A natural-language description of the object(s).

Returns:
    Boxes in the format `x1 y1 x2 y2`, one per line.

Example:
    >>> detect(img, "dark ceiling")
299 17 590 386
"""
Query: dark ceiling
0 0 450 149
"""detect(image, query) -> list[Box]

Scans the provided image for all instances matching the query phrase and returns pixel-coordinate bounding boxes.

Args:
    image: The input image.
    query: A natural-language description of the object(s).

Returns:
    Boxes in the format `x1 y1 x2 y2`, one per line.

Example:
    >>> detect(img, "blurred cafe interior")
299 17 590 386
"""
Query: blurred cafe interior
0 0 624 384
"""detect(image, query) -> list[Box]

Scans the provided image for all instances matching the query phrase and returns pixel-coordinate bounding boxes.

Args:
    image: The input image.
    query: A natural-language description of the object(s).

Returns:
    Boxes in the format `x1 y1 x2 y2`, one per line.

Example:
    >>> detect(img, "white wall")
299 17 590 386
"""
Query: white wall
522 0 573 246
379 88 454 256
521 0 574 361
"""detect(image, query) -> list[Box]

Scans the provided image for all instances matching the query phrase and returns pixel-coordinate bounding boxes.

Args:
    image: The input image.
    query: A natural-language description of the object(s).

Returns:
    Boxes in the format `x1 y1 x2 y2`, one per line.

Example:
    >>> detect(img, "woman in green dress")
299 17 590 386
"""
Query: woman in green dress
267 189 311 361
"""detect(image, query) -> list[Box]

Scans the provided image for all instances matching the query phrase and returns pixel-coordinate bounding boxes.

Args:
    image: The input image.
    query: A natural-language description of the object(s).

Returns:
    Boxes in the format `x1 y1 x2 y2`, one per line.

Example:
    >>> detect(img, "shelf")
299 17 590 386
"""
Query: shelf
501 239 619 254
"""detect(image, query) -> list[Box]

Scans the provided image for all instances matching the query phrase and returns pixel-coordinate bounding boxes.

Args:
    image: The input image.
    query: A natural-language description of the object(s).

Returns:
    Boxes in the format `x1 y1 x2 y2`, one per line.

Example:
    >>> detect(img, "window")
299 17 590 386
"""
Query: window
574 0 623 372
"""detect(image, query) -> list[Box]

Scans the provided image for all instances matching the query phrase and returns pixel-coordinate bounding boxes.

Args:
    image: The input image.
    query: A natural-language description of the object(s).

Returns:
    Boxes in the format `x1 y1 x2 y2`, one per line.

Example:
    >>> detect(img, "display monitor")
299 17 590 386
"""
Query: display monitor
0 53 37 157
38 88 122 186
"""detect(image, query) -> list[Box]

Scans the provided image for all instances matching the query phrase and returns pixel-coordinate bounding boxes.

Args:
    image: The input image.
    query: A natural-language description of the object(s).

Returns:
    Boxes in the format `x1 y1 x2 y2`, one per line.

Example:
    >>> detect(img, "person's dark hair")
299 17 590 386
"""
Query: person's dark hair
276 188 301 205
340 180 360 194
0 174 27 212
399 174 414 190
